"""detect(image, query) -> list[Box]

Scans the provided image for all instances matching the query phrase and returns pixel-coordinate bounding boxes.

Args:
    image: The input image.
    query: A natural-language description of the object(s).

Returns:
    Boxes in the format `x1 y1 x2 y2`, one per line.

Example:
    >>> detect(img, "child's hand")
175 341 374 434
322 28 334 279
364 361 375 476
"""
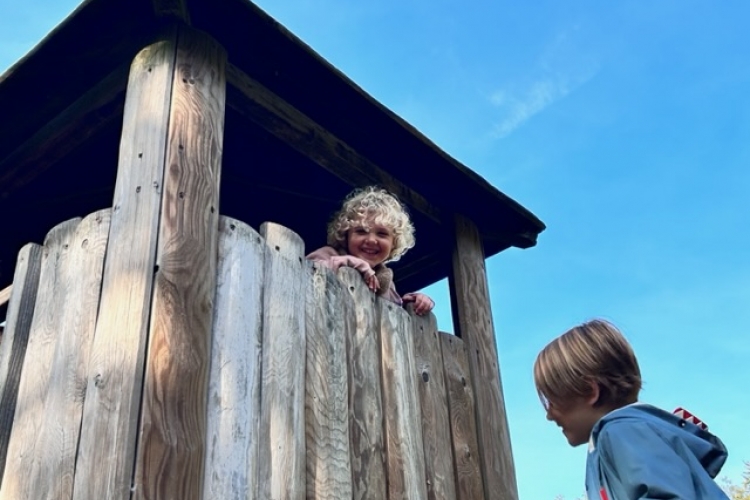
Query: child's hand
402 292 434 316
328 255 378 292
364 272 380 292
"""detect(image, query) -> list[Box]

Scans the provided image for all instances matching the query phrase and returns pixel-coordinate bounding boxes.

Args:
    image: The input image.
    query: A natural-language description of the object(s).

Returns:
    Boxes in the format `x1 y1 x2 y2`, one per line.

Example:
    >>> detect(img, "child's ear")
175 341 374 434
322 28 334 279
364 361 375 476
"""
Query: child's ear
585 379 601 407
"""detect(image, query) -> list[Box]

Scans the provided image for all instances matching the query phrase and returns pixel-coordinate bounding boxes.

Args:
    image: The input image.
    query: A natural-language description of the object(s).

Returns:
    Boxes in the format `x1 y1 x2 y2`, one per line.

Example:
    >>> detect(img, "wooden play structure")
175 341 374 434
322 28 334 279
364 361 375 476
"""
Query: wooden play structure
0 0 545 499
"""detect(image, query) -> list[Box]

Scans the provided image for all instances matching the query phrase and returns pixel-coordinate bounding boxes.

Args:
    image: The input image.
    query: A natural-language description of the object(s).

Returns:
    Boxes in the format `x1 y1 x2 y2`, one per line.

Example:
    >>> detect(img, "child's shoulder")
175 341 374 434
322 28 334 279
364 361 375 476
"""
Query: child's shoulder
306 245 339 260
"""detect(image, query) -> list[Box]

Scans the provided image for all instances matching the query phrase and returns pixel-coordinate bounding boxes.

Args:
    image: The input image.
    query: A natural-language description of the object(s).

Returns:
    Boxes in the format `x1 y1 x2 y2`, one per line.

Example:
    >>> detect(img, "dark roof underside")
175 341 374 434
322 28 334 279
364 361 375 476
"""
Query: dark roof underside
0 0 545 306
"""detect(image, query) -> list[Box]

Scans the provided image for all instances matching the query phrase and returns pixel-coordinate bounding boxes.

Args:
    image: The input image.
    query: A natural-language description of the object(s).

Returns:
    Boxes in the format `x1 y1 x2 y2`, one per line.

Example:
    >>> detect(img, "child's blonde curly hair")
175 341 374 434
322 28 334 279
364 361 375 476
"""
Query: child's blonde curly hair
327 186 416 263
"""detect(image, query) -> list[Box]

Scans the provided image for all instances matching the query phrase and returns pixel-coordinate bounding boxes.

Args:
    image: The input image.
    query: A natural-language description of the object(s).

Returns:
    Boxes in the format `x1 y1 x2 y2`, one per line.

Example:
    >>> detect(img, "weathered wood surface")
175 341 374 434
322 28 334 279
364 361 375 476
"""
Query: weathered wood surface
0 218 80 499
449 212 516 500
305 263 354 499
0 286 11 307
225 64 440 224
34 211 110 500
338 268 387 500
412 312 457 500
257 222 307 500
0 244 42 486
440 333 485 500
380 302 428 500
134 26 226 500
72 35 178 500
202 217 265 499
1 211 110 500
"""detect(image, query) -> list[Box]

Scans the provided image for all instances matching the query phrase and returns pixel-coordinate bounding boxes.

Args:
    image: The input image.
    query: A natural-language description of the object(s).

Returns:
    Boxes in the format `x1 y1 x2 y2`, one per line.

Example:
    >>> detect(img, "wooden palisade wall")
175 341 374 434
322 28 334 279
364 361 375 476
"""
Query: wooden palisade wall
0 212 491 500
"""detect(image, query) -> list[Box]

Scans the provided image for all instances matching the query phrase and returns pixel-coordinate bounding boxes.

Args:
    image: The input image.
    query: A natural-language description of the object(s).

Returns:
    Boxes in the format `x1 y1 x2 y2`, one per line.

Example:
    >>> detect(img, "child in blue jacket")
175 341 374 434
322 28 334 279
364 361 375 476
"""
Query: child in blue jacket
534 319 729 500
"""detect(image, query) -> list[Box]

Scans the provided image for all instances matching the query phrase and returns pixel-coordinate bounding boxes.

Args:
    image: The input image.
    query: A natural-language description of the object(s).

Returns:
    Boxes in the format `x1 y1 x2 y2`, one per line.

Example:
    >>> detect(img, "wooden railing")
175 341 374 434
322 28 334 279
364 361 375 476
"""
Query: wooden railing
0 211 490 499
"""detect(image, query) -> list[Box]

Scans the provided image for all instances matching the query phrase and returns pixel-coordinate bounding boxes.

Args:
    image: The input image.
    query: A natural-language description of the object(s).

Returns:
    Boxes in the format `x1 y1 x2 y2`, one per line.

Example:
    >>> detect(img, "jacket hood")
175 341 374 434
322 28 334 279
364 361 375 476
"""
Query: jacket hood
591 403 728 478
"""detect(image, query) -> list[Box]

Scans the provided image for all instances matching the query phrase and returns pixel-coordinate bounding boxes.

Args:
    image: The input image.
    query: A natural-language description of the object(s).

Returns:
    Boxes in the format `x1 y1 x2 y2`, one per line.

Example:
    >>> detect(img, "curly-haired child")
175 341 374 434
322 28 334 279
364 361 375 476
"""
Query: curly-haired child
534 319 729 500
306 186 434 316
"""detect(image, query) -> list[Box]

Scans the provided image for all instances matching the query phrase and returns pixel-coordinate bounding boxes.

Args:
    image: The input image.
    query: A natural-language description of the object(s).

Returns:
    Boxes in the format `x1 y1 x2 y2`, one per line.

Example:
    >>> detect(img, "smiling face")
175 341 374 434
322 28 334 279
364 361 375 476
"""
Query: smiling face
346 219 394 268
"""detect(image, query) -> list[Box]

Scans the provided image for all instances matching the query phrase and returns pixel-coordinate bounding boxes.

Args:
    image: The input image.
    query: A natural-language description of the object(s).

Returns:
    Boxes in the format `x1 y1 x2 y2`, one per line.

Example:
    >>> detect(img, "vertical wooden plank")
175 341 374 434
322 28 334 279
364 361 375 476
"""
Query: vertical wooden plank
0 217 81 500
411 312 457 500
0 244 42 487
202 217 265 499
338 268 387 500
380 301 427 500
73 33 178 500
449 214 517 500
257 222 307 500
134 26 226 500
440 333 484 500
305 263 354 499
379 300 427 500
30 211 111 500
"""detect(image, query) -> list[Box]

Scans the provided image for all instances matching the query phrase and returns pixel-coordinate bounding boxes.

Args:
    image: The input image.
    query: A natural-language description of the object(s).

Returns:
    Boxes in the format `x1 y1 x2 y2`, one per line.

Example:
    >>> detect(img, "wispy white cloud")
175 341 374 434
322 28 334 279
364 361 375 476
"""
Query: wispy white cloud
490 79 574 138
489 27 599 139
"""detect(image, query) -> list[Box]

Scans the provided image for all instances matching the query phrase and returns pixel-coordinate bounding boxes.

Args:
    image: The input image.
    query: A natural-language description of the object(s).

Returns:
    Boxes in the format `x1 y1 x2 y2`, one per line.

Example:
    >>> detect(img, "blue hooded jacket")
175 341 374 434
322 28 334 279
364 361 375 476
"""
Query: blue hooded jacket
585 403 729 500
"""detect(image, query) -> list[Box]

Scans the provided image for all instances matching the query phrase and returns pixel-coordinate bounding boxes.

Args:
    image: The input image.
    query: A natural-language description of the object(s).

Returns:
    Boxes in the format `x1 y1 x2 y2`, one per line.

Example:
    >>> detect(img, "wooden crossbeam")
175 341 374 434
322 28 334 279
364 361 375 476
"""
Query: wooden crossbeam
225 63 441 224
0 64 129 195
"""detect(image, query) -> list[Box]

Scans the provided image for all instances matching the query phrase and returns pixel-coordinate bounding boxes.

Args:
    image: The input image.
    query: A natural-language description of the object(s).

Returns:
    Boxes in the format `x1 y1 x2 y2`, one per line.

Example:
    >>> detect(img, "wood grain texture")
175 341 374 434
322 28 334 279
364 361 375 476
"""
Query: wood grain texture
449 212 517 500
305 263 354 500
411 312 457 500
337 268 387 500
225 64 440 224
31 210 110 500
134 26 226 500
0 217 81 500
380 301 428 500
202 217 266 499
257 222 307 500
0 286 11 307
0 244 42 487
73 34 178 500
440 333 484 500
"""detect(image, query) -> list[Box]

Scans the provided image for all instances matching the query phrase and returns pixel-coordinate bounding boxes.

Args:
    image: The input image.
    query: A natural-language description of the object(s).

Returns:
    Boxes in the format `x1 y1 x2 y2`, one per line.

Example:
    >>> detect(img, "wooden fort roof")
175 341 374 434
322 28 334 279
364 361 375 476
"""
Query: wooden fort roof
0 0 545 300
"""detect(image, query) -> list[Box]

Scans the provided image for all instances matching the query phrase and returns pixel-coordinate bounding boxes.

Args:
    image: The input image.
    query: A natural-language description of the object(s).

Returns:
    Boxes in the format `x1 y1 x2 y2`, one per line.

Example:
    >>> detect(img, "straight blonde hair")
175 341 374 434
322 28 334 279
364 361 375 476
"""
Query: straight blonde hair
534 319 642 408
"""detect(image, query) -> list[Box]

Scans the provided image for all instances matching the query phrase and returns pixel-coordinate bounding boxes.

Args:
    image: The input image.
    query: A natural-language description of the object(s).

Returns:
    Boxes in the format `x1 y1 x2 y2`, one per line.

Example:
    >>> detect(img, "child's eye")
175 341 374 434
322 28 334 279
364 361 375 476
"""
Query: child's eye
377 231 390 238
353 228 368 235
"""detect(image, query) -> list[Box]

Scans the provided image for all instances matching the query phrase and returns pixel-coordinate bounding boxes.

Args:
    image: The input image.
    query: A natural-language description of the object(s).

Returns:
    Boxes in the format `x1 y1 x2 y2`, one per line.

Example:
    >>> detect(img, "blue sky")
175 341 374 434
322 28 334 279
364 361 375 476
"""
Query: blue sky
2 1 748 498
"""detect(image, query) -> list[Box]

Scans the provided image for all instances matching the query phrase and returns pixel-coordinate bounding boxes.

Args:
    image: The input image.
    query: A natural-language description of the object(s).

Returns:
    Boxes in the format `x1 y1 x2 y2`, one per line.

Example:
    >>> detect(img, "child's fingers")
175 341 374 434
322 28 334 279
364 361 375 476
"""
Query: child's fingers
366 273 379 291
403 293 435 316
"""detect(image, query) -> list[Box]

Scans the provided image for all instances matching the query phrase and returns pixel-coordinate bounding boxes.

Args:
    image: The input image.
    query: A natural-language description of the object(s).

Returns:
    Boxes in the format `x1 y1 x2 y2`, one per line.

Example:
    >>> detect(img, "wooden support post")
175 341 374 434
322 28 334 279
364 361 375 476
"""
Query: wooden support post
132 26 226 500
449 214 518 500
72 31 179 500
